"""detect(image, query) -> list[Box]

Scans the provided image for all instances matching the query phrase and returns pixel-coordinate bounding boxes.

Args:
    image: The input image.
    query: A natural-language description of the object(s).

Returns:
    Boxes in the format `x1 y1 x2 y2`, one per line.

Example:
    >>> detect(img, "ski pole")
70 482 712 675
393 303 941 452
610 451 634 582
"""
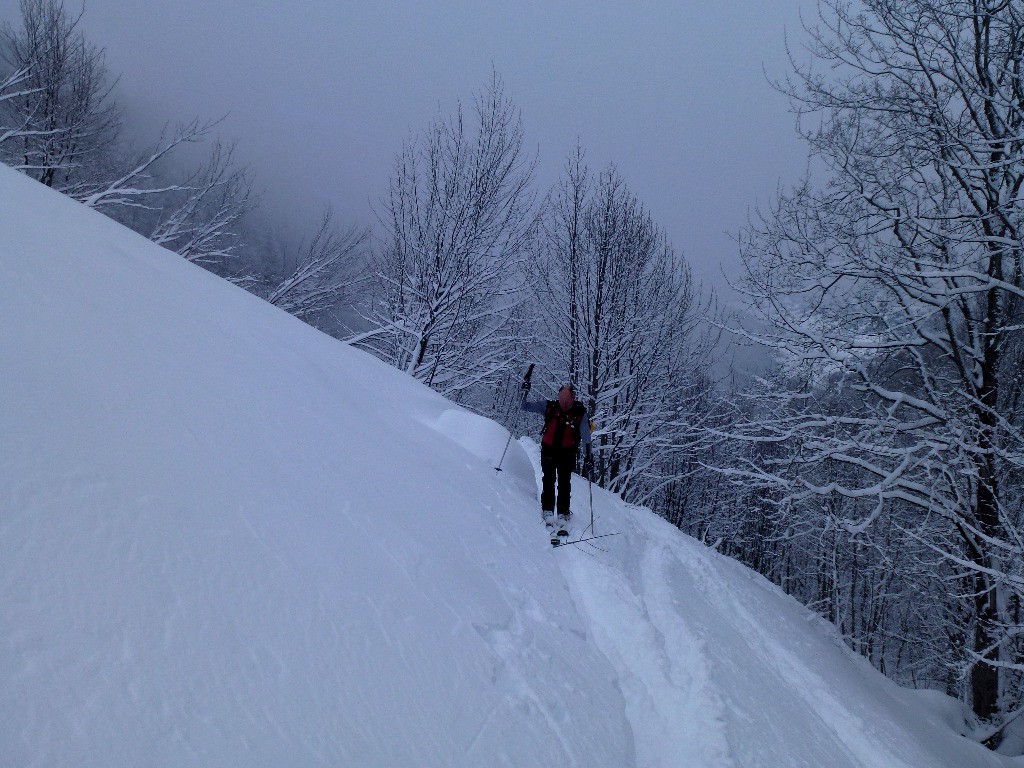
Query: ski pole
495 432 513 472
589 476 594 535
498 363 534 472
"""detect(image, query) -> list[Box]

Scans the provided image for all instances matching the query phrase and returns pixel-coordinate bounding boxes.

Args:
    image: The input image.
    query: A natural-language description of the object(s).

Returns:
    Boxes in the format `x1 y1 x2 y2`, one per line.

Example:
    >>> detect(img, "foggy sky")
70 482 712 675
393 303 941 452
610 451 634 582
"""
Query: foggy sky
0 1 809 294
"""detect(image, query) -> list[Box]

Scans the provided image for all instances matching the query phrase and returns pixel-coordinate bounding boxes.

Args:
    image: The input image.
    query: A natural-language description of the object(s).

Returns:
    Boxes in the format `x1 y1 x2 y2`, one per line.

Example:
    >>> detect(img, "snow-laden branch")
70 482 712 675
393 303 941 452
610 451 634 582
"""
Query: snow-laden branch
268 209 369 321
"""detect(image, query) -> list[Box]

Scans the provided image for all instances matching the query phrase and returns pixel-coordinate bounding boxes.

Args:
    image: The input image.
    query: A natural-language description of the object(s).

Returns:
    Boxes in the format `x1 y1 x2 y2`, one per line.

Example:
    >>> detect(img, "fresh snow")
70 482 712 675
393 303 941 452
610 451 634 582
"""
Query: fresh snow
0 162 1017 767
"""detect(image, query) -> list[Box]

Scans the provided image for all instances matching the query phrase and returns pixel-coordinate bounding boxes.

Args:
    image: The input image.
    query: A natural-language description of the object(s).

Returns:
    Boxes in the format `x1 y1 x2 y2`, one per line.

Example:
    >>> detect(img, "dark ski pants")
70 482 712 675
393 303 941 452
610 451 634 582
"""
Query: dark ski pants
540 444 577 516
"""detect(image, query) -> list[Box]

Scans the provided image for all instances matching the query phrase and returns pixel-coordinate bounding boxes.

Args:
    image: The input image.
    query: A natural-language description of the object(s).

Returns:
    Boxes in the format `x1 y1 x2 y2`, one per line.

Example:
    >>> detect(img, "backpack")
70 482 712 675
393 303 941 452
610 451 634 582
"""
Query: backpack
541 400 586 450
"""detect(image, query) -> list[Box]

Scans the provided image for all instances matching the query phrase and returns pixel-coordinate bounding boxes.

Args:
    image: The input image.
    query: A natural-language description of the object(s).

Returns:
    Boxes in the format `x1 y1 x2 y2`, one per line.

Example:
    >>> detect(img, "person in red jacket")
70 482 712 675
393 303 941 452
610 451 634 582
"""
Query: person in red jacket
521 380 593 525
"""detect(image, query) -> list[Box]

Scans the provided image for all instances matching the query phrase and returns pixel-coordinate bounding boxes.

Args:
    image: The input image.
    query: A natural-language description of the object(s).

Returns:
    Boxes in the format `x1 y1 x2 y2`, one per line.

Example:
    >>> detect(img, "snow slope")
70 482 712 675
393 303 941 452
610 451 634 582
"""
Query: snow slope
0 163 1016 767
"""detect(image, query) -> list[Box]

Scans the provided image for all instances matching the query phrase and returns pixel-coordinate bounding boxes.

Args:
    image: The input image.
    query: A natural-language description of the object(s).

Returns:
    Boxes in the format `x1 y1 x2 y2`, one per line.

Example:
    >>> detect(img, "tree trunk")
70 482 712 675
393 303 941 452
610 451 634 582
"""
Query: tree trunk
971 330 1002 725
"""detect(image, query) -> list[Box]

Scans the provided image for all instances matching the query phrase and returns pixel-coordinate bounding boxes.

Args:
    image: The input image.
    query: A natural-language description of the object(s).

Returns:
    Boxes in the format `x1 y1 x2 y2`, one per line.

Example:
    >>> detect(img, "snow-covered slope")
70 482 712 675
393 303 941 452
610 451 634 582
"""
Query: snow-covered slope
0 163 1015 767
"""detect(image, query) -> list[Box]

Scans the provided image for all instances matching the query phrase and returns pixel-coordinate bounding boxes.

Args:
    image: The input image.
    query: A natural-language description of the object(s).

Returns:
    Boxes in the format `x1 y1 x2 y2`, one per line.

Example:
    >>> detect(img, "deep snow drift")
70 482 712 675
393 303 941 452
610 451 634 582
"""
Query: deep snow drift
1 164 1016 767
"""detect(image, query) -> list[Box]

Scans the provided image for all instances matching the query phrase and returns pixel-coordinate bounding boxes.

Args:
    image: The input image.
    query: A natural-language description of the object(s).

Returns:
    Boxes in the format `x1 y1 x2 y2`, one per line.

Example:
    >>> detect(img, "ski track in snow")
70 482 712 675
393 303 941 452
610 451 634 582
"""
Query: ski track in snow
525 441 1015 768
524 444 733 767
568 539 736 768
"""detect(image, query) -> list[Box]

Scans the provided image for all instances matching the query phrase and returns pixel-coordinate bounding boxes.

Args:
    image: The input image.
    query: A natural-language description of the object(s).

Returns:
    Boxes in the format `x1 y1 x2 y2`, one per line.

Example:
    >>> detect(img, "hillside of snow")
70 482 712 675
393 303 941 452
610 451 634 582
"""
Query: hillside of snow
1 163 1017 767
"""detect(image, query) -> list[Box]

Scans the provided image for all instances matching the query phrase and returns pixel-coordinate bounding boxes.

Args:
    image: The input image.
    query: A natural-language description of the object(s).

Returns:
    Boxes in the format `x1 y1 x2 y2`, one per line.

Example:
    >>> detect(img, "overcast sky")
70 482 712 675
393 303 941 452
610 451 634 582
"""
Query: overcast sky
1 0 810 295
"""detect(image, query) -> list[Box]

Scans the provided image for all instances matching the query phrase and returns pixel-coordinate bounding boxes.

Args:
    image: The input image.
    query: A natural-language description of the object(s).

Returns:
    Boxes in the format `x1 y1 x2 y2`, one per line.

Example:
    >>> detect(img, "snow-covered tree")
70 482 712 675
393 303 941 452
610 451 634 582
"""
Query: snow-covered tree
530 153 715 501
268 208 368 323
0 38 41 146
135 136 254 266
0 0 119 188
355 73 535 400
732 0 1024 740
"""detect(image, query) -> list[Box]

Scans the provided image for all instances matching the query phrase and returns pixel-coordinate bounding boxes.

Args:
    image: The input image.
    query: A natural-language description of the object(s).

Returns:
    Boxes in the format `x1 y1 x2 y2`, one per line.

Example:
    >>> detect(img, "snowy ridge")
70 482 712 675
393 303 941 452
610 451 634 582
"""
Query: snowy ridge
0 163 1015 767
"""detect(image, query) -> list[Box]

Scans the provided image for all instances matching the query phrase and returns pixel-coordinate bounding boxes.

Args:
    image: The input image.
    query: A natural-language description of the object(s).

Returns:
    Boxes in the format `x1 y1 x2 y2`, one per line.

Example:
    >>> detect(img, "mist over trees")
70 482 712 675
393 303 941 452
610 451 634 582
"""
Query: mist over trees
4 0 1024 753
267 208 368 324
0 1 255 268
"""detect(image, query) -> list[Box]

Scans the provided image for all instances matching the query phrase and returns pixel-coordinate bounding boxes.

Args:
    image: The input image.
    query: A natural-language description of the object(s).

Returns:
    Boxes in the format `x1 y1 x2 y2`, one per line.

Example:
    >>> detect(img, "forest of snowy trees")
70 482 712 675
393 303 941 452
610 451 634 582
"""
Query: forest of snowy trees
4 0 1024 752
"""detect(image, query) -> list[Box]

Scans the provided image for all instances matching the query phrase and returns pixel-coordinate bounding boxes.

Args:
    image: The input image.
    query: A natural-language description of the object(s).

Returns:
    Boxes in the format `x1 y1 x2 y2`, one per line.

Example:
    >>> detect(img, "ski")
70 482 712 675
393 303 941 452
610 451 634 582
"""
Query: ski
553 532 620 548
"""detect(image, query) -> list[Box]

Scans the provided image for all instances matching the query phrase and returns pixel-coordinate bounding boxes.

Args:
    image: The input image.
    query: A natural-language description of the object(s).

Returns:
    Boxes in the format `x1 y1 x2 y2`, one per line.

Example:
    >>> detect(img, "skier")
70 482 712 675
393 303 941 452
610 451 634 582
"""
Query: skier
521 375 594 528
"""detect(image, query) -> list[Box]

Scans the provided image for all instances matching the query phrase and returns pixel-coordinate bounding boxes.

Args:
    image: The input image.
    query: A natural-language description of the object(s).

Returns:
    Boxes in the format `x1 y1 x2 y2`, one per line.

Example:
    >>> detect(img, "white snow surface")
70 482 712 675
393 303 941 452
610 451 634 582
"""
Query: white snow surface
1 163 1017 767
